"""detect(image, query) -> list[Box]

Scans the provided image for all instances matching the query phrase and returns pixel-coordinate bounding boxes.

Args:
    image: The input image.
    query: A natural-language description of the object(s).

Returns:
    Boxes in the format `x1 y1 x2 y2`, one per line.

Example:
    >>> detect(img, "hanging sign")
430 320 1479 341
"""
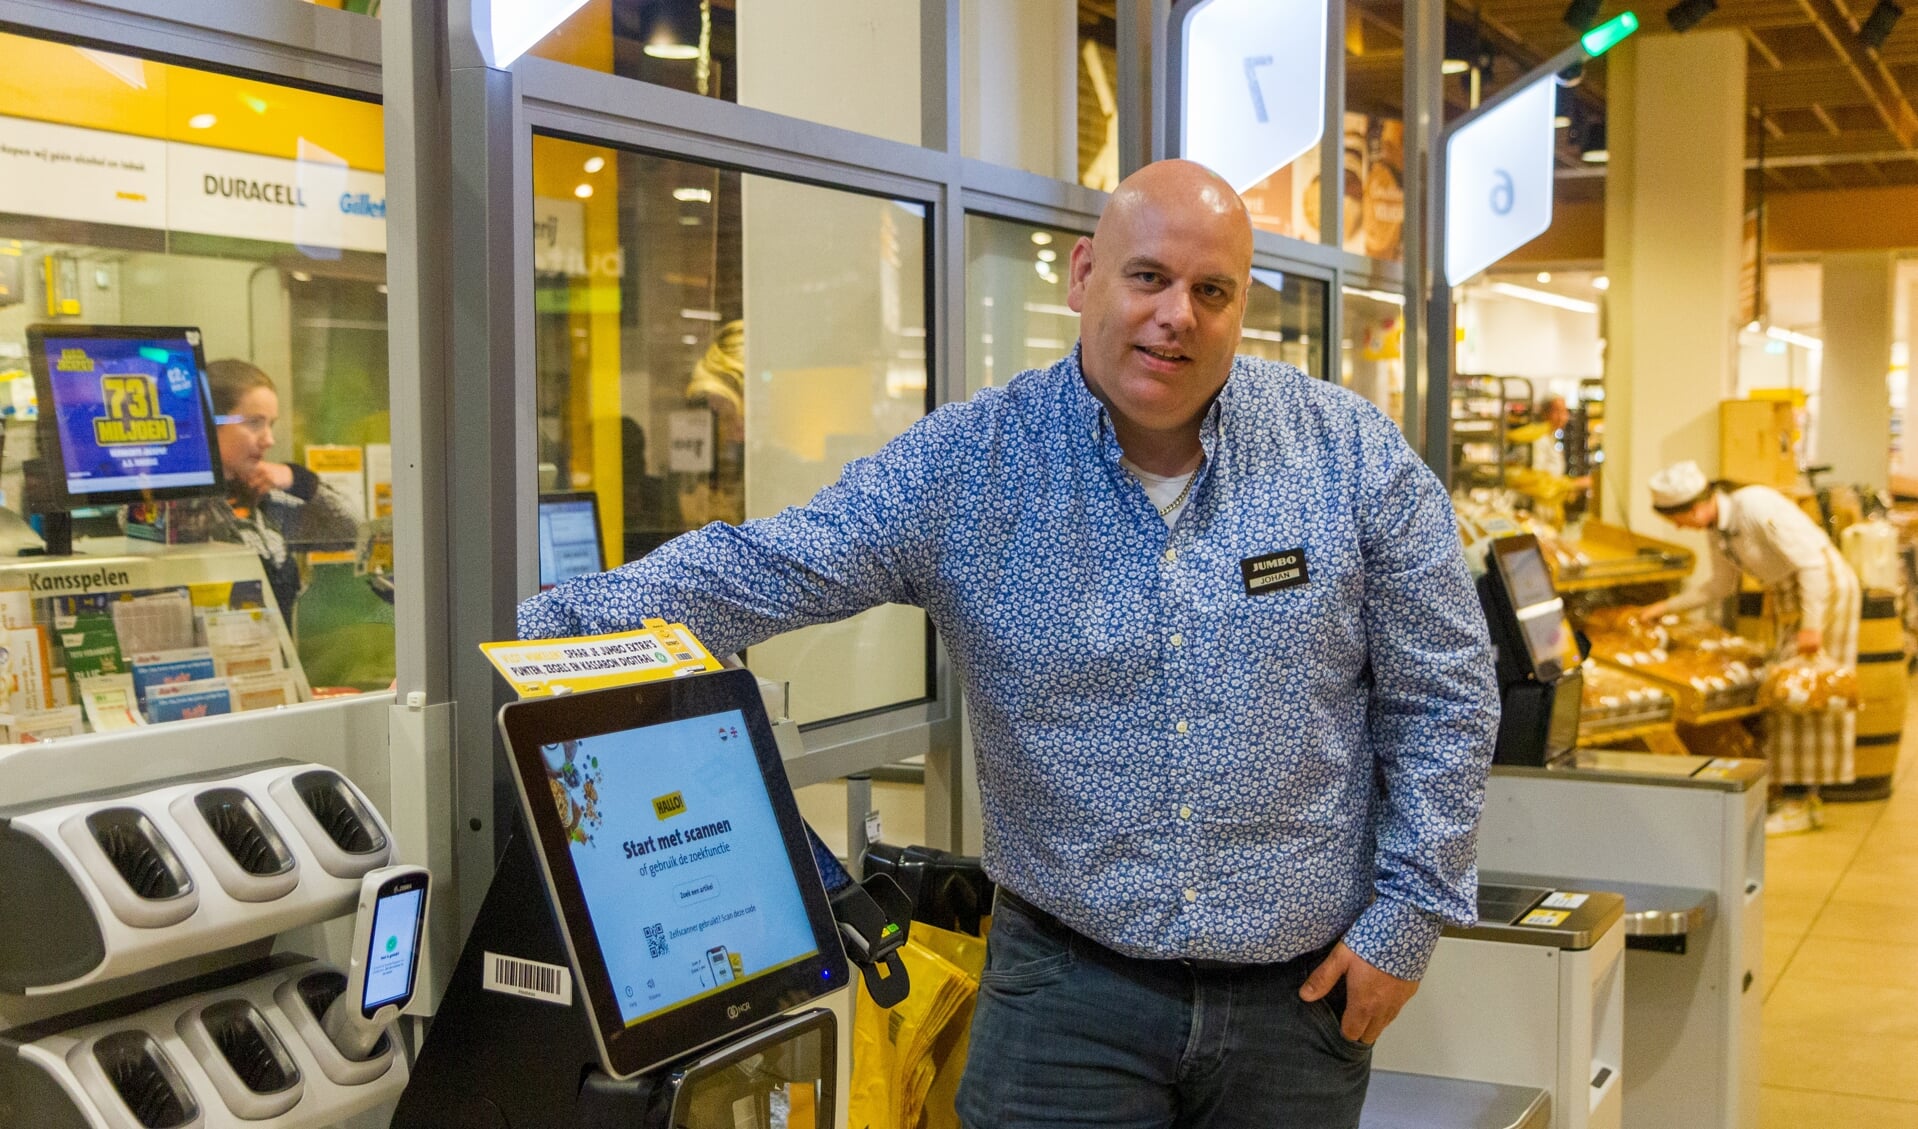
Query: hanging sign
1443 78 1557 286
1179 0 1328 193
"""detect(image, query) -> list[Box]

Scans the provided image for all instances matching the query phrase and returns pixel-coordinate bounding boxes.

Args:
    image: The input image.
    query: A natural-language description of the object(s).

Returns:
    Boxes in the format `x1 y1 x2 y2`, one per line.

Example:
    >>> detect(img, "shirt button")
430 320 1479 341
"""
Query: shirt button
1179 804 1193 820
1170 633 1185 647
1184 888 1198 903
1163 547 1178 563
1175 720 1189 735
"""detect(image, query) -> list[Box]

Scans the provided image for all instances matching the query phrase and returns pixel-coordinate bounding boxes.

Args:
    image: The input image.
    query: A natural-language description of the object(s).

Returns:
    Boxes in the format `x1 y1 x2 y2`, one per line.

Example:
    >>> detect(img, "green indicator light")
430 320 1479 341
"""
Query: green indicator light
880 922 901 938
138 347 170 363
1581 11 1638 57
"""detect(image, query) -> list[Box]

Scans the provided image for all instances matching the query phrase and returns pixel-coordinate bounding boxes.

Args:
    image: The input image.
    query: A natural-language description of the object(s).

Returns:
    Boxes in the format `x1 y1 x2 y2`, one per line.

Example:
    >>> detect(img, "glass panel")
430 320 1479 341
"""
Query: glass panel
528 1 923 147
1341 285 1407 428
963 215 1083 399
1076 2 1121 190
960 0 1077 182
0 32 392 742
1242 270 1328 377
533 135 931 726
1341 0 1406 260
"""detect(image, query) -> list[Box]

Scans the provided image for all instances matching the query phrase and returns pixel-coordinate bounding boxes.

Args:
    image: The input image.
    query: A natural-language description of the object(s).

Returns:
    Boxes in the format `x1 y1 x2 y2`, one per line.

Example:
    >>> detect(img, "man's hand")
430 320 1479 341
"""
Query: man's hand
1634 601 1668 624
1299 942 1418 1045
1795 627 1822 656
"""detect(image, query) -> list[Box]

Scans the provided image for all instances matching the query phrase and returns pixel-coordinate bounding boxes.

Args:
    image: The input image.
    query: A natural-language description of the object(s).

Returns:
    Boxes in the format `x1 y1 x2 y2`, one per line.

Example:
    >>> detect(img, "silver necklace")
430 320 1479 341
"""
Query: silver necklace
1157 473 1196 517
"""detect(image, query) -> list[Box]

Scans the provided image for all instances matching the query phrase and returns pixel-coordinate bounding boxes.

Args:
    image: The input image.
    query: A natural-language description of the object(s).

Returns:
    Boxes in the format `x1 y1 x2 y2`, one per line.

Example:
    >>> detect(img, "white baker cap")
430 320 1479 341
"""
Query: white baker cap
1649 460 1710 510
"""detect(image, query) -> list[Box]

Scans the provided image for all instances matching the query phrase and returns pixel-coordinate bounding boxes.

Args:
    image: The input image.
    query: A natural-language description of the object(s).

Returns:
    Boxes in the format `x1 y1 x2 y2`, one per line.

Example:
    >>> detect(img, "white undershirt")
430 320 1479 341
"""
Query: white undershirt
1121 457 1197 527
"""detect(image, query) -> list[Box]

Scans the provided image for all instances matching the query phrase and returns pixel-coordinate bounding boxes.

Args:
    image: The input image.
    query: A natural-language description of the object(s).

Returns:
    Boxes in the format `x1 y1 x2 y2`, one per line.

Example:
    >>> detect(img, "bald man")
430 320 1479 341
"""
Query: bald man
521 160 1498 1127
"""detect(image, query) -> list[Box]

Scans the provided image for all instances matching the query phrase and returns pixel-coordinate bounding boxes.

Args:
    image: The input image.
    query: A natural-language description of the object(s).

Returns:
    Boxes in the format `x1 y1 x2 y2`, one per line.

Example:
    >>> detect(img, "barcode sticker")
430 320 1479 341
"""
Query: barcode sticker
483 952 572 1005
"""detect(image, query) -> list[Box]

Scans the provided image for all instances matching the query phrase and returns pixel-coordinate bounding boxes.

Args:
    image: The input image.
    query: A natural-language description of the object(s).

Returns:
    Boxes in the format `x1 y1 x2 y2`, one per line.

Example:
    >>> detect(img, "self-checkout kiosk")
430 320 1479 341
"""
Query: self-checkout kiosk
397 668 910 1129
1462 533 1765 1129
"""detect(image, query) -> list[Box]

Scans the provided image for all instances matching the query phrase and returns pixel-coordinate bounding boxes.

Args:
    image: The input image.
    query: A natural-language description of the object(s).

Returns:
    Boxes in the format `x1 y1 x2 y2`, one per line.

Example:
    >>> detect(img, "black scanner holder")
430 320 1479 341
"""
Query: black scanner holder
395 819 913 1129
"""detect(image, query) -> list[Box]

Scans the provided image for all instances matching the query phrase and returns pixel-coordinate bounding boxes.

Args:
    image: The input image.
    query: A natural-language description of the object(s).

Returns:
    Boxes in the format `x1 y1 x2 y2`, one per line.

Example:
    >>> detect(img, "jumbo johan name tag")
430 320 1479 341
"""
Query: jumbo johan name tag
1241 549 1308 596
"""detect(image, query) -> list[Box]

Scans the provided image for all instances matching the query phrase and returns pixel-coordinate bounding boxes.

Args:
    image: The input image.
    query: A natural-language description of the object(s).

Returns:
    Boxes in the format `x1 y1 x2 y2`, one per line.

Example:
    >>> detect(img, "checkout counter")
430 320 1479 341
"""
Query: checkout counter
1371 882 1625 1129
1463 532 1765 1129
1478 751 1765 1129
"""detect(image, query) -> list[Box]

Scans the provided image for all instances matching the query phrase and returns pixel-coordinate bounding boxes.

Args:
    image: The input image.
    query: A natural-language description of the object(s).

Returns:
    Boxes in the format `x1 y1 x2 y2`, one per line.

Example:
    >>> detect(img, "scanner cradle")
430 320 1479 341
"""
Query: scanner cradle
398 668 913 1129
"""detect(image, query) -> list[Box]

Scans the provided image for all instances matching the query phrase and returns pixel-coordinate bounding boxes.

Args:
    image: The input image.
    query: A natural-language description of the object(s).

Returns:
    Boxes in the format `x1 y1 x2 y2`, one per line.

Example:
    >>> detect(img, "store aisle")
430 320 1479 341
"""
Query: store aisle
1758 681 1918 1127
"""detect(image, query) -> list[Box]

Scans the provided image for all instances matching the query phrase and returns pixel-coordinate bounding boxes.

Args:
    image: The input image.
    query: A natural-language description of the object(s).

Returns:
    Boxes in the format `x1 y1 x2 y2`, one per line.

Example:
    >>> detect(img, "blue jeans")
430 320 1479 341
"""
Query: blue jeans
955 890 1373 1129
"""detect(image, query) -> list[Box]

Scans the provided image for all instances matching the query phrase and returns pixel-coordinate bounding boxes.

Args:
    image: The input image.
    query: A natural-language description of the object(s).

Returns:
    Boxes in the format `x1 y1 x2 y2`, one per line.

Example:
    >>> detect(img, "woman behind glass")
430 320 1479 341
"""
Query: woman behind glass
170 359 360 624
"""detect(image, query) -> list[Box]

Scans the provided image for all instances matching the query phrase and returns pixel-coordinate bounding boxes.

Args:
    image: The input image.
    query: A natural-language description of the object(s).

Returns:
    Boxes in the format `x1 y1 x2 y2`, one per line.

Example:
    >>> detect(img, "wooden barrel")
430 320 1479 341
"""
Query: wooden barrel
1828 590 1905 802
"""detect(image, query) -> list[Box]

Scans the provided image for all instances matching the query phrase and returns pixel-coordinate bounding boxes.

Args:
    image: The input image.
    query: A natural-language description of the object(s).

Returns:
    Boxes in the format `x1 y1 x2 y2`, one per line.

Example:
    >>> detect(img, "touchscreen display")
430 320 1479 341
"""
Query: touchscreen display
1518 604 1581 674
1497 542 1558 611
547 709 819 1027
35 333 219 497
362 885 425 1012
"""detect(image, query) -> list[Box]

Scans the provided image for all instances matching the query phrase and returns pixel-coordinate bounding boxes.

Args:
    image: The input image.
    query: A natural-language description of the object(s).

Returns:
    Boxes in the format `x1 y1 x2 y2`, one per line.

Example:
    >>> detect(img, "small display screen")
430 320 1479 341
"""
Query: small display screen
546 708 820 1027
33 330 220 499
539 495 605 590
1496 540 1581 677
362 885 425 1013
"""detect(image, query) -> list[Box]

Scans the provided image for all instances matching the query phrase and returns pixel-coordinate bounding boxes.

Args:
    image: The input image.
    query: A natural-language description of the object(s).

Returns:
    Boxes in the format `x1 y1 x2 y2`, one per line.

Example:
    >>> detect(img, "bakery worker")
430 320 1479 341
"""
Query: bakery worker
1640 460 1861 800
520 159 1499 1127
1531 394 1591 494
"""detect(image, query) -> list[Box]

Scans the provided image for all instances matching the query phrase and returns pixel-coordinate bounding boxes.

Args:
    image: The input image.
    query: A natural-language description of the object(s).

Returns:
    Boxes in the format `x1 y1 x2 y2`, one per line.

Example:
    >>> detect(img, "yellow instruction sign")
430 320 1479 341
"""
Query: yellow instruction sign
480 619 721 698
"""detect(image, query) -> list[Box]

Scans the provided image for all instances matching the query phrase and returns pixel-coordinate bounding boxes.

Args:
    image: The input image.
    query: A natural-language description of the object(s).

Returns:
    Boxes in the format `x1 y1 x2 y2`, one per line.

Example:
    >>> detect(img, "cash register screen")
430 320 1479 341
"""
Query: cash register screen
499 671 846 1080
26 325 223 505
1491 537 1581 681
538 492 605 590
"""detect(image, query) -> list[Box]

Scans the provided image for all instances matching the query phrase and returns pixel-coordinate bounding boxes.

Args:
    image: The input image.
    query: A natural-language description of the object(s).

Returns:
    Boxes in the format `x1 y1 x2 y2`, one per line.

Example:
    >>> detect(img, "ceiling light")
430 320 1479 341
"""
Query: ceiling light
1442 58 1472 75
584 156 606 174
290 270 312 283
574 183 593 198
240 94 269 114
672 187 712 203
1537 271 1553 284
1034 261 1051 279
1037 249 1058 263
1592 275 1610 291
1563 0 1603 30
1861 0 1904 49
1665 0 1717 33
188 113 217 129
640 2 702 59
1767 326 1823 350
1030 231 1053 246
376 283 388 294
1744 320 1763 333
1487 282 1599 314
1554 115 1572 129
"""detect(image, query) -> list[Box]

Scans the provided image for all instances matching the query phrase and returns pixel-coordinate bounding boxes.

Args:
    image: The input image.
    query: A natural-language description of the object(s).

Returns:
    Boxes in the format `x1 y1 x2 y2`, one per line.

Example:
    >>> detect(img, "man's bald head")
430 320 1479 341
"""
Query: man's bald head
1066 159 1255 470
1092 160 1254 268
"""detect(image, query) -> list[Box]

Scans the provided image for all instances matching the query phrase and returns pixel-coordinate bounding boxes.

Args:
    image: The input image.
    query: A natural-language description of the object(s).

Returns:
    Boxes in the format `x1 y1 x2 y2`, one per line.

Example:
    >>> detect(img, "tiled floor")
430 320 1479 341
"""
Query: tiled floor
1759 688 1918 1127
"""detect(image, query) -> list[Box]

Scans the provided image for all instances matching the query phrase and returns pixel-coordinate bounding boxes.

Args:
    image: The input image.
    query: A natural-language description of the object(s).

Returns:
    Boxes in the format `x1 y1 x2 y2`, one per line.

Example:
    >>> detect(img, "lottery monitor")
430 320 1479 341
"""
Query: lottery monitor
497 669 848 1080
538 492 606 590
26 325 224 507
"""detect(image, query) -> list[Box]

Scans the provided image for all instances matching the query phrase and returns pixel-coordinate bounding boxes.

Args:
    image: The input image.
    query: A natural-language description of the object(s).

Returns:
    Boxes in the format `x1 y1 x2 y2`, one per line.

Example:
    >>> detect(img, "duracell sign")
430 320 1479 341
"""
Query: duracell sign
203 174 306 207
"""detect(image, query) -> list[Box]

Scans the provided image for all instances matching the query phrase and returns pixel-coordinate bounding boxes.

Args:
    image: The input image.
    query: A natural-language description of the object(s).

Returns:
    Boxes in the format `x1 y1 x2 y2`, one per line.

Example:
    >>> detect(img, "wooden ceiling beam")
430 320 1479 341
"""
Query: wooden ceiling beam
1809 102 1844 133
1793 0 1918 147
1746 27 1787 70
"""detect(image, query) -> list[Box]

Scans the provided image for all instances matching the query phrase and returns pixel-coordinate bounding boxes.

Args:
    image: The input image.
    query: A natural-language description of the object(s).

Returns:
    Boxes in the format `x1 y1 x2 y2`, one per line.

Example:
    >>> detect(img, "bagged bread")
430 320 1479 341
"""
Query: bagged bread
1758 653 1861 715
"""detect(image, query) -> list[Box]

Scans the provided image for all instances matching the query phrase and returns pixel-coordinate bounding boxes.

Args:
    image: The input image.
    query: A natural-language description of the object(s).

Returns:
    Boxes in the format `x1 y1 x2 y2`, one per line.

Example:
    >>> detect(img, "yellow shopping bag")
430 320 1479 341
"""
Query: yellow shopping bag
847 921 988 1129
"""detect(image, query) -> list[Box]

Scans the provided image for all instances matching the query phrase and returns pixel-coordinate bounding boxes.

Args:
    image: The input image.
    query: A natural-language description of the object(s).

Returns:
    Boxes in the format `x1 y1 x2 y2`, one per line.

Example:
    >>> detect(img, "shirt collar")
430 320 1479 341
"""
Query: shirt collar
1064 341 1235 465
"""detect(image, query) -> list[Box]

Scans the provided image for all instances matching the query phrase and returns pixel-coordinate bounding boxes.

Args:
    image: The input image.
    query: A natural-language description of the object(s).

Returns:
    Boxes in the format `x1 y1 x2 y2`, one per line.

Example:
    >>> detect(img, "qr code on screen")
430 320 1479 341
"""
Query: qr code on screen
645 922 667 958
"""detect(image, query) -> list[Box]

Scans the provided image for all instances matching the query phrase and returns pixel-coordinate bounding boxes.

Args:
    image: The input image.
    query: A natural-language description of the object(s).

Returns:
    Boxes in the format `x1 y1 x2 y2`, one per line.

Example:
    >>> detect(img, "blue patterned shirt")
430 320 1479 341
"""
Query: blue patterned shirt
520 348 1499 979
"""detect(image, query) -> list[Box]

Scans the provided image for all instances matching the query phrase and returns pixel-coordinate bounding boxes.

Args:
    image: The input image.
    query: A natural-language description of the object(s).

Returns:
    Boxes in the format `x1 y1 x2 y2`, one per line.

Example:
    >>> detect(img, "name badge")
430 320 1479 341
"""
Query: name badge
1241 549 1308 596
